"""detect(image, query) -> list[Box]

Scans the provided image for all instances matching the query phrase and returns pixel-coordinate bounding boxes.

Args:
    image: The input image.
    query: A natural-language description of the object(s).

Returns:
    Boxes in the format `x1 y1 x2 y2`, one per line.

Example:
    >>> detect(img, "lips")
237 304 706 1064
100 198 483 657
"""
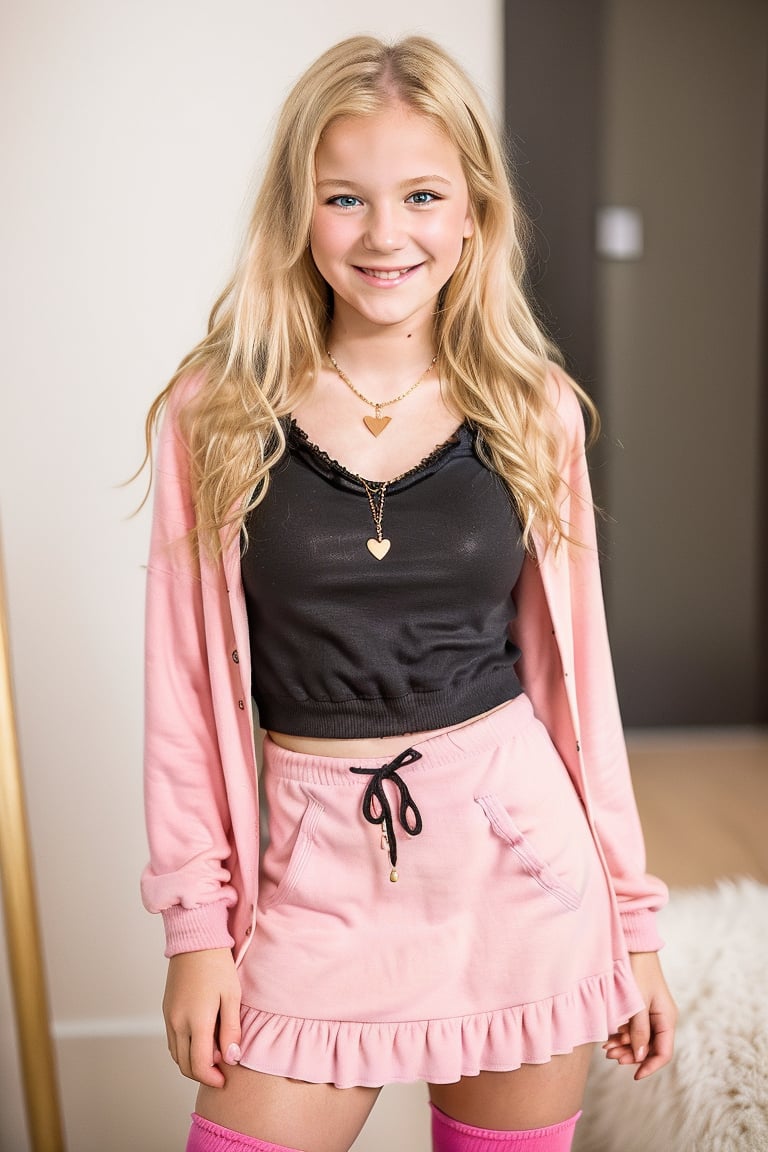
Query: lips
358 266 414 279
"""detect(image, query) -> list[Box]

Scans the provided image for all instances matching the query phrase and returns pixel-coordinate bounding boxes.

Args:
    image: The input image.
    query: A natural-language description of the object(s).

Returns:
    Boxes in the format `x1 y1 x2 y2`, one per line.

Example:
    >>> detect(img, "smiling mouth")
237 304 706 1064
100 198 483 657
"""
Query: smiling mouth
357 265 418 280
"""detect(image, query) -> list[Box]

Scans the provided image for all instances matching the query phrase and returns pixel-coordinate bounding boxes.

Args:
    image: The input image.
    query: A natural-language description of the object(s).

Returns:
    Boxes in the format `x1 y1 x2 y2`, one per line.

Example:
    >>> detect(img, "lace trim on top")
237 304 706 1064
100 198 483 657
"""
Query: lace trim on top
287 418 467 488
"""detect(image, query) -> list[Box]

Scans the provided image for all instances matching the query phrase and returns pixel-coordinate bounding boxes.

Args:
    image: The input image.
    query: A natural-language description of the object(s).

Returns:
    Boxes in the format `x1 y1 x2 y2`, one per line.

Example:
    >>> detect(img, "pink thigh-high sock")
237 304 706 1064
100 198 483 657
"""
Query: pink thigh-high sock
430 1103 582 1152
186 1113 302 1152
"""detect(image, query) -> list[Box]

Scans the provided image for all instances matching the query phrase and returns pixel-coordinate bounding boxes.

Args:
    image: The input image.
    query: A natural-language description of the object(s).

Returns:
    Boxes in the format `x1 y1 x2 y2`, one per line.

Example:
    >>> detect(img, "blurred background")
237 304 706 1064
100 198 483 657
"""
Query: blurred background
0 1 765 1149
505 0 766 729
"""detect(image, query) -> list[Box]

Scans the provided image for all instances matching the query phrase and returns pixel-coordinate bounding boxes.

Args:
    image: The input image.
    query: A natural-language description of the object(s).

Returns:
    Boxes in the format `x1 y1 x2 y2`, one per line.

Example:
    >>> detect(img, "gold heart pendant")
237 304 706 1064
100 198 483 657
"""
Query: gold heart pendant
367 538 391 560
363 415 391 436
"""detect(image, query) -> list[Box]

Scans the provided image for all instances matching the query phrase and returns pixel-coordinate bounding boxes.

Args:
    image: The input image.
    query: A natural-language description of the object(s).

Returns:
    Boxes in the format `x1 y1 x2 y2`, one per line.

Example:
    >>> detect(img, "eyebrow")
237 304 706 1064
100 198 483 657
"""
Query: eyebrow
315 174 453 190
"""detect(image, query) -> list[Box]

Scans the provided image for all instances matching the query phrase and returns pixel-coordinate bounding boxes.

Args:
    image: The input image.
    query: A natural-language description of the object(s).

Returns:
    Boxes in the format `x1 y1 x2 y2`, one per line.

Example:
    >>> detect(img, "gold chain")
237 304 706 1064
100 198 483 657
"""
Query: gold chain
359 479 388 543
326 350 437 420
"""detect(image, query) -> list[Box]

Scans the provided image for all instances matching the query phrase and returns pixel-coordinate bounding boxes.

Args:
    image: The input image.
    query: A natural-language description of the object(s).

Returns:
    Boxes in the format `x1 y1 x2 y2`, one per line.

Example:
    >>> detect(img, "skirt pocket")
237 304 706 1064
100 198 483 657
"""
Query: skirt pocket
261 788 325 910
474 792 581 911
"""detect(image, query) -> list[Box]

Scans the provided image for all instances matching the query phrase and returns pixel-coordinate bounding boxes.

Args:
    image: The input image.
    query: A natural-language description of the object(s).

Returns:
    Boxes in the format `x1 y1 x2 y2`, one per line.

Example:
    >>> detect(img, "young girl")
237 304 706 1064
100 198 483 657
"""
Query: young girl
141 35 676 1152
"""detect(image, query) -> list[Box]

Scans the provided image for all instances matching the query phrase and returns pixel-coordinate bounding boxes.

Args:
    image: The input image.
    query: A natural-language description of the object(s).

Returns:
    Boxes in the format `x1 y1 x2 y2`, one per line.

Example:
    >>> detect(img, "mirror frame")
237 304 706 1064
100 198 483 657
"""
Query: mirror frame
0 533 67 1151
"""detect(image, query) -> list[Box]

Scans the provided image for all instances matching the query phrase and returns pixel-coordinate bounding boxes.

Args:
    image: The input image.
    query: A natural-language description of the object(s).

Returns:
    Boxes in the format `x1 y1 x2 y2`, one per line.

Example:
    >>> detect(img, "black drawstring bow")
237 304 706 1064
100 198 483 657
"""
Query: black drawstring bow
350 748 423 871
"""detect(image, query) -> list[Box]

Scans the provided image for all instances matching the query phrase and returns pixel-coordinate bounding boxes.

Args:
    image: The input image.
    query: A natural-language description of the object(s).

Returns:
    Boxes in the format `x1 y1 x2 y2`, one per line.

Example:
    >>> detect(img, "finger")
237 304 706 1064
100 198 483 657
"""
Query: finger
635 1022 676 1080
604 1041 633 1061
190 1026 225 1088
603 1035 630 1052
165 1026 178 1067
175 1031 193 1080
629 1009 651 1064
604 1047 633 1063
218 992 243 1067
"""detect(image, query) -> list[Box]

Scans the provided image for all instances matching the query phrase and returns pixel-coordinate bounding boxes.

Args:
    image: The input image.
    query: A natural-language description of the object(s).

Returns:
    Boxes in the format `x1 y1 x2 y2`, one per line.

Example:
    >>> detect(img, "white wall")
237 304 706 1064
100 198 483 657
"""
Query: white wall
0 3 501 1149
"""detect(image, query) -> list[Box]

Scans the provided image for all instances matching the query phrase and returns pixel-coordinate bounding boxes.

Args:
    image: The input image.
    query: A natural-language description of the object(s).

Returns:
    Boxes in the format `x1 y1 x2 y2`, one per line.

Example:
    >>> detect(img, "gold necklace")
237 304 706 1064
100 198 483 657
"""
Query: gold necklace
326 350 438 437
359 479 390 559
351 430 458 560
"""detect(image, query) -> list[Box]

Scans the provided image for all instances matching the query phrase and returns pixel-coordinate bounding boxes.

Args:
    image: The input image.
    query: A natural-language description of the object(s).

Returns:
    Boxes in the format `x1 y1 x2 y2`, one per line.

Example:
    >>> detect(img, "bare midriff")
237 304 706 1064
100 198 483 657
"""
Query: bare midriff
267 700 511 759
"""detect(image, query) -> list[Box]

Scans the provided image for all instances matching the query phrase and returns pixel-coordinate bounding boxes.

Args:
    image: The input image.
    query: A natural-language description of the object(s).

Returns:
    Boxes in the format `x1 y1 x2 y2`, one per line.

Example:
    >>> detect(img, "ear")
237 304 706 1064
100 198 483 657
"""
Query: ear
463 212 475 240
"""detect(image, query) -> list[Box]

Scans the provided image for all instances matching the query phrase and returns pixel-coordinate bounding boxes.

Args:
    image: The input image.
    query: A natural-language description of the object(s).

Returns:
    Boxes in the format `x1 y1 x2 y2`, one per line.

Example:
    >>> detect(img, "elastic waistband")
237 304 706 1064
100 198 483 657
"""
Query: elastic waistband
261 693 536 785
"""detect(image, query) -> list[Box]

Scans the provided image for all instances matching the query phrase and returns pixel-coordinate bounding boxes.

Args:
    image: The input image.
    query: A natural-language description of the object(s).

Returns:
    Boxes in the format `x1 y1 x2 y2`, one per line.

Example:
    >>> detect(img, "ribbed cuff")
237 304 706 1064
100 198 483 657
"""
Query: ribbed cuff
162 900 235 958
189 1113 282 1150
620 908 665 953
430 1103 582 1147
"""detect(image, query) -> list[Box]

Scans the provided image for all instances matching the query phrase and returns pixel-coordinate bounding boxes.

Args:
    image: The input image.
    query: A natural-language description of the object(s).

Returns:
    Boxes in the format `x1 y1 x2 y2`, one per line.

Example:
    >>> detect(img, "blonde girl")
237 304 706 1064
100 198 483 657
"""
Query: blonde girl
141 35 676 1152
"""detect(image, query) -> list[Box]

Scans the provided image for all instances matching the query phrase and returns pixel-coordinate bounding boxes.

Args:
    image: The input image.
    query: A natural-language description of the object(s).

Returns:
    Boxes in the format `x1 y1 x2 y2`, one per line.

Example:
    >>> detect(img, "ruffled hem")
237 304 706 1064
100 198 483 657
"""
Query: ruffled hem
238 956 643 1089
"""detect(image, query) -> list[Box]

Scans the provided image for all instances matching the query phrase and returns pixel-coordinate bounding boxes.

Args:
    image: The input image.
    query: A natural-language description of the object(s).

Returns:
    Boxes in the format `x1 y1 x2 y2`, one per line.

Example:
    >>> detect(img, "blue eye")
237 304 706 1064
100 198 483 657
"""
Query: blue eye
328 195 362 209
406 191 438 205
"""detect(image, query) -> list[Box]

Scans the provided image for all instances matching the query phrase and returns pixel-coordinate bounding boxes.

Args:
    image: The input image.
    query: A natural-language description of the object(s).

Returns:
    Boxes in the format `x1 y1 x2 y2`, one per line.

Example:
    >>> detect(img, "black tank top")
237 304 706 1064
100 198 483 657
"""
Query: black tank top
241 420 525 738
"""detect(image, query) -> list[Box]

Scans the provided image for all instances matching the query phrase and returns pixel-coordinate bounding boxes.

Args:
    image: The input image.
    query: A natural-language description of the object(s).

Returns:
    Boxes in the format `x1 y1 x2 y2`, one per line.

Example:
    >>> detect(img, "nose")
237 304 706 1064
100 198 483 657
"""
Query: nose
363 205 407 253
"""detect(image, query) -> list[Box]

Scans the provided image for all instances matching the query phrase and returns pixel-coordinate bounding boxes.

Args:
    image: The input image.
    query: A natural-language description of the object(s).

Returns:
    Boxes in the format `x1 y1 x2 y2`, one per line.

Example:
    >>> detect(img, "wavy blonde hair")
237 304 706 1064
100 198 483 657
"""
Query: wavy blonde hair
141 34 597 557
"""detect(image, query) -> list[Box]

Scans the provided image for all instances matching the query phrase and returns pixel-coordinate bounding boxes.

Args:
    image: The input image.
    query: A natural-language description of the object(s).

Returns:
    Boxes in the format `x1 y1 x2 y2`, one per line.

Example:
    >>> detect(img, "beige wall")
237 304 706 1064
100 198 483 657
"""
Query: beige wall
598 0 767 724
0 4 501 1150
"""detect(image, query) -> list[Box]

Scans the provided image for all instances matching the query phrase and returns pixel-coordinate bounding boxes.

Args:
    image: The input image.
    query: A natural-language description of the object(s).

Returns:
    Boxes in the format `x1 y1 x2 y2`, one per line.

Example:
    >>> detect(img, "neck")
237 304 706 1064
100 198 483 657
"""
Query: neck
326 322 436 389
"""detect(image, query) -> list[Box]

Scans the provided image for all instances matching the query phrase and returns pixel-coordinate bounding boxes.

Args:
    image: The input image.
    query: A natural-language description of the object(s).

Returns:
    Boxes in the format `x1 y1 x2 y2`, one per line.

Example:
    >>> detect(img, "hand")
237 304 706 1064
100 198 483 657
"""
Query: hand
603 951 677 1080
163 948 242 1088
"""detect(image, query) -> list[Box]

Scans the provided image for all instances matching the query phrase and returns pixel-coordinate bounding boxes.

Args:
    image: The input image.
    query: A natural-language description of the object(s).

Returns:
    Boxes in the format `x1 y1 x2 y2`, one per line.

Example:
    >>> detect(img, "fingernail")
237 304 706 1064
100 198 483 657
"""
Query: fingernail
225 1043 242 1065
635 1045 646 1060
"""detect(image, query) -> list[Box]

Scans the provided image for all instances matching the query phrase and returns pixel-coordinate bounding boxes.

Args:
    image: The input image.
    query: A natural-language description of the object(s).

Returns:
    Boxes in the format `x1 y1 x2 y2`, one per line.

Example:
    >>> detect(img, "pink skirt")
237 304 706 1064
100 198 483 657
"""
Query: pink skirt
237 695 643 1088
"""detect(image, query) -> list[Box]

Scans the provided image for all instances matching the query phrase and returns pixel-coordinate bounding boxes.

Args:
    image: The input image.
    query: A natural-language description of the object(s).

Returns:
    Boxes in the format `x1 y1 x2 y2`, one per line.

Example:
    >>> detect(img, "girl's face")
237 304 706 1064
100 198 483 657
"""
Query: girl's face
310 104 474 338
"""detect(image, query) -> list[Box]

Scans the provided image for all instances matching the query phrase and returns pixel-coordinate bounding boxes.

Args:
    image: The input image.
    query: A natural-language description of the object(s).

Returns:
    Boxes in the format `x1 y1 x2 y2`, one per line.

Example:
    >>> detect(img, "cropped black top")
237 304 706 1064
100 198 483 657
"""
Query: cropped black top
241 420 526 738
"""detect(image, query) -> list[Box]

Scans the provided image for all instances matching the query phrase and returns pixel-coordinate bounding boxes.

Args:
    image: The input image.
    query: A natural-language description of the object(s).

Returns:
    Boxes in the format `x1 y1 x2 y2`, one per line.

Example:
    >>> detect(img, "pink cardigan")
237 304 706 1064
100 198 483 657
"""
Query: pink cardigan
141 365 668 963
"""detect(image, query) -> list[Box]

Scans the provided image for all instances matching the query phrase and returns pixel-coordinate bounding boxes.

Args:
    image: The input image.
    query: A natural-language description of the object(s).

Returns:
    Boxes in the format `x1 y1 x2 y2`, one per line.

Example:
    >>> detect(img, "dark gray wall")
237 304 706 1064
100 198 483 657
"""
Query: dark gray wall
504 0 768 725
504 0 603 399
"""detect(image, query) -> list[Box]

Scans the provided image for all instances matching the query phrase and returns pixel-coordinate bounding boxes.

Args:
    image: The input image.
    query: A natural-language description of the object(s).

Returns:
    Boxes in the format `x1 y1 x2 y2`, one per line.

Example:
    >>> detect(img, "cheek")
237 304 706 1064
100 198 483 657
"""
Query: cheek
310 219 361 290
422 211 471 261
310 213 352 263
309 225 335 284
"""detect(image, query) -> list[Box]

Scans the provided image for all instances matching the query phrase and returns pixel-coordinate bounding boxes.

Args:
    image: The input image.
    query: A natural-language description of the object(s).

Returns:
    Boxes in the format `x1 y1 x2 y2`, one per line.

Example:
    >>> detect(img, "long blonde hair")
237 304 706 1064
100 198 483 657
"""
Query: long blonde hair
141 34 597 557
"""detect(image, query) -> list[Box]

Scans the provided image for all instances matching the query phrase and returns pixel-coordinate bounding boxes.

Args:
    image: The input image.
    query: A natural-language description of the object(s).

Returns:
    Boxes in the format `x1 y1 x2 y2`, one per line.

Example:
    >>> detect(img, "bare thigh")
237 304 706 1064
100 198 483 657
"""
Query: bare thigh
195 1066 380 1152
429 1044 594 1131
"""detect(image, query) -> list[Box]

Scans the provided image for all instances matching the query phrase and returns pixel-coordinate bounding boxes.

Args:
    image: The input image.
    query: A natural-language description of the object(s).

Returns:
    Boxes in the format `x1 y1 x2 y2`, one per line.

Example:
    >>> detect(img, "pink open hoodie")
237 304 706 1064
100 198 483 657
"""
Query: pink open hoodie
141 364 668 964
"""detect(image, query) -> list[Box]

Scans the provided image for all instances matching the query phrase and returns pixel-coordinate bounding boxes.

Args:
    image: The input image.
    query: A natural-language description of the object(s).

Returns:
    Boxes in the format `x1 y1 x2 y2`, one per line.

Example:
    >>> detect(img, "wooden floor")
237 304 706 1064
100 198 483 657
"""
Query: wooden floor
627 728 768 888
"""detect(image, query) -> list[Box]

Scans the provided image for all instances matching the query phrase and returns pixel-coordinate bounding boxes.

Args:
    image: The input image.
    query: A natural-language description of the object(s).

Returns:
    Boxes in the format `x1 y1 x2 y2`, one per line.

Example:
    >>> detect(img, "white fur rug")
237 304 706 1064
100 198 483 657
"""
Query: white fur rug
573 878 768 1152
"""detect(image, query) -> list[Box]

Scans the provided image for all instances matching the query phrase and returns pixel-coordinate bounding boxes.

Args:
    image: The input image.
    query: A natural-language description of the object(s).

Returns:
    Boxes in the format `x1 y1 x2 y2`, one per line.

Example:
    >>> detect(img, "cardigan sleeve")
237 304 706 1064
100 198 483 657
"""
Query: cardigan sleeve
554 367 668 951
140 379 237 957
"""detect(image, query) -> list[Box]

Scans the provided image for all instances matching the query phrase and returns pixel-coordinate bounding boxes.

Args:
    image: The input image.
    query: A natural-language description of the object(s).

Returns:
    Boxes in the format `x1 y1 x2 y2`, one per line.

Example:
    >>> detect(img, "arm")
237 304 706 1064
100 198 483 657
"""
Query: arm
140 379 242 1084
555 369 668 951
141 379 237 950
553 368 677 1073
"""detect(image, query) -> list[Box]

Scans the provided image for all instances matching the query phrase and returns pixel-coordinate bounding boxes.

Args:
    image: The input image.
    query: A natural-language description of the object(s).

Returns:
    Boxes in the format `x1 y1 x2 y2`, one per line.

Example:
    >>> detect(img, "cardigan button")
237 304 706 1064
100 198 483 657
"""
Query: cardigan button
232 650 239 663
238 700 245 710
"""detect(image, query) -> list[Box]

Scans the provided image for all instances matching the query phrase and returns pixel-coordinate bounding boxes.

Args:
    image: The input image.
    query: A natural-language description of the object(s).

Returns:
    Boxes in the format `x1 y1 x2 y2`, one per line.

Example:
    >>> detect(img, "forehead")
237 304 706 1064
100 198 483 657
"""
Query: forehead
315 105 463 178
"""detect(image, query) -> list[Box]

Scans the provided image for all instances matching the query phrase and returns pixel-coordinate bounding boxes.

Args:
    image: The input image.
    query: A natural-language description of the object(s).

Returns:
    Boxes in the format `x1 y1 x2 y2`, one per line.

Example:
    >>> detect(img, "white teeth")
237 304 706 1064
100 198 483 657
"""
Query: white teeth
362 267 410 280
